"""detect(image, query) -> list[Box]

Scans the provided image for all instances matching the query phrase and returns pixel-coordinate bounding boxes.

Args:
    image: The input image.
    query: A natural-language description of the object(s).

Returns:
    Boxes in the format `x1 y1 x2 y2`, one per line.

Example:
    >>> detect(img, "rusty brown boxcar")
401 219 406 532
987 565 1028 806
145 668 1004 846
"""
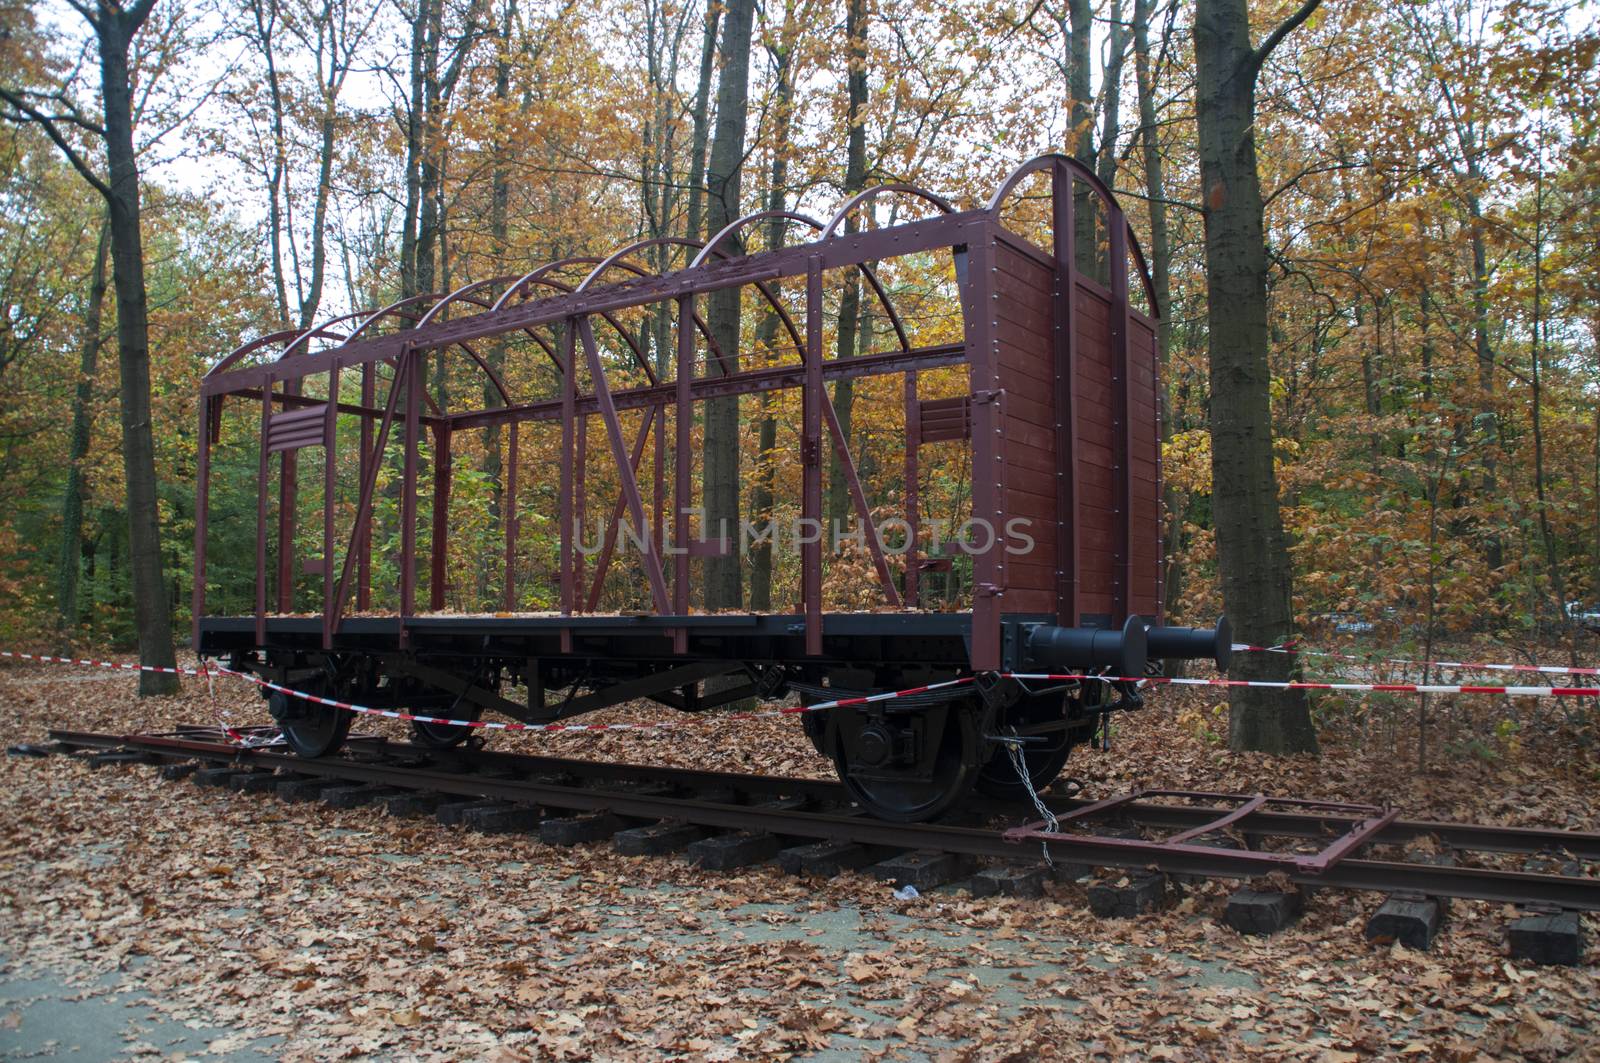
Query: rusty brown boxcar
193 155 1226 821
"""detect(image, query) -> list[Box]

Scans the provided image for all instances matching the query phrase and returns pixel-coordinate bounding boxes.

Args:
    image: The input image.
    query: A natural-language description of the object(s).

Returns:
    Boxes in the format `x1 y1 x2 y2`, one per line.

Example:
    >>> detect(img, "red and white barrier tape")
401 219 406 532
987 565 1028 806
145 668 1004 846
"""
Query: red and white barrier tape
211 664 980 737
1011 672 1600 698
6 649 1598 750
0 648 978 738
1231 642 1598 678
0 651 266 743
0 650 205 676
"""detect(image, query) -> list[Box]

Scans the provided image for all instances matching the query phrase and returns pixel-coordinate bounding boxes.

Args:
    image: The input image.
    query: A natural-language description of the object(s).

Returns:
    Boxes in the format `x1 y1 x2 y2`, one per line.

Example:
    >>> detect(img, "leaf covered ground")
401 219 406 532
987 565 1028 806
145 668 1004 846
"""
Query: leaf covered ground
0 659 1597 1060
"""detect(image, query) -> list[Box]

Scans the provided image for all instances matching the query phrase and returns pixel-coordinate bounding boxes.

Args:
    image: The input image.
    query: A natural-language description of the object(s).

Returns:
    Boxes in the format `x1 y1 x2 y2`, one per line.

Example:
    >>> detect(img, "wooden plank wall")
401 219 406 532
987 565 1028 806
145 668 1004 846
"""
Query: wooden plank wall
991 229 1162 625
991 234 1058 616
1128 315 1161 621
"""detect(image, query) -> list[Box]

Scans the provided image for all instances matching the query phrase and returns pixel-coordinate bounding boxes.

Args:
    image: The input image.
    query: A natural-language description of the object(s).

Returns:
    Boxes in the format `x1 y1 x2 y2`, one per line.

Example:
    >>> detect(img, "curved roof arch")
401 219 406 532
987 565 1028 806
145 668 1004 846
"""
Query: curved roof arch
986 153 1160 316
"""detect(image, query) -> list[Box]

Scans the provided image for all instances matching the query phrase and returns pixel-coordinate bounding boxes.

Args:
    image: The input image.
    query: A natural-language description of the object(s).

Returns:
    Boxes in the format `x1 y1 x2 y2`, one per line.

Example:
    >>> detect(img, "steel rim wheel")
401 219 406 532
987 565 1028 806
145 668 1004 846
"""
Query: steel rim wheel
270 690 352 758
410 706 482 749
829 704 980 822
975 691 1075 802
974 734 1072 802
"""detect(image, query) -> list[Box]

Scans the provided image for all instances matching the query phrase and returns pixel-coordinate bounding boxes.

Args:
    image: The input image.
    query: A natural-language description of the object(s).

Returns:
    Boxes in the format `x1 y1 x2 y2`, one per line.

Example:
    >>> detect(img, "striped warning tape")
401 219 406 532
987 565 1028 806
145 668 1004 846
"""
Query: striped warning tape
0 650 205 676
6 649 1597 746
1231 642 1599 678
211 664 980 737
0 648 978 738
0 651 265 744
1010 672 1600 698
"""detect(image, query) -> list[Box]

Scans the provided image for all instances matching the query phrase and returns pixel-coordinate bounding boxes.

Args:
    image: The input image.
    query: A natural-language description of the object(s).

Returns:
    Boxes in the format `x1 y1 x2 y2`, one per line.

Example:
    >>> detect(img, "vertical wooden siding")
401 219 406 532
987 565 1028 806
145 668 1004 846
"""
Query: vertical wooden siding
992 235 1058 615
992 230 1162 625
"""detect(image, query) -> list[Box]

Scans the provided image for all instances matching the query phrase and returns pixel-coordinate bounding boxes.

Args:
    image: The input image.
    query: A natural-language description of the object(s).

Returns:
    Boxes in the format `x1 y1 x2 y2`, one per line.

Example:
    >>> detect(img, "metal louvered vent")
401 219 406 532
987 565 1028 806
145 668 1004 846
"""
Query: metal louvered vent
915 396 971 444
265 404 329 453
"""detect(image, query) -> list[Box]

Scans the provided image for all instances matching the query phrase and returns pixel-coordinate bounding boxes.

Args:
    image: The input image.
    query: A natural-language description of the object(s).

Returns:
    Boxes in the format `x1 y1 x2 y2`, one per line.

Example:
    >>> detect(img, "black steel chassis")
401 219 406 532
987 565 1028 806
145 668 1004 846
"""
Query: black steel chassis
197 611 1064 723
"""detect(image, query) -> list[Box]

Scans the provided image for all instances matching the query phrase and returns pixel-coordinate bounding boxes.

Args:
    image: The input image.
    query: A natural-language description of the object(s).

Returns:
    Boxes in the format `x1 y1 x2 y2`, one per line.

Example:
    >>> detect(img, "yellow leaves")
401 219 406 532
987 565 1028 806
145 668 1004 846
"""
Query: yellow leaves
1162 428 1213 495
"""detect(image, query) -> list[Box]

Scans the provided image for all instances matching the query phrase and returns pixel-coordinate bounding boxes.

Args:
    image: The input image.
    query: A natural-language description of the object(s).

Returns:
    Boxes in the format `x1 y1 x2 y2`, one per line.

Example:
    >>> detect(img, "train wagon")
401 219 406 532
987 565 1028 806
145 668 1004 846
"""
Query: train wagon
192 154 1228 822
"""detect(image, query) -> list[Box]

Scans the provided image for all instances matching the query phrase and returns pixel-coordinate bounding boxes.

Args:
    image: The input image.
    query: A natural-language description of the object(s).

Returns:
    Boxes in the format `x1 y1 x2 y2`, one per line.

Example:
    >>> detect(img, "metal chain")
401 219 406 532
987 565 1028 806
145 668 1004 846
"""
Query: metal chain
1004 726 1059 868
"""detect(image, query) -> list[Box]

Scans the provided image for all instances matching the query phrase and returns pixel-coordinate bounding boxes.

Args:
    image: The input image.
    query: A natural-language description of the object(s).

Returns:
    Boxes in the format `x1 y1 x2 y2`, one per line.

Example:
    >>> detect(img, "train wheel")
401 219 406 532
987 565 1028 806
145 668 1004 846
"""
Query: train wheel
410 706 482 749
268 689 352 758
974 735 1072 802
801 710 828 757
974 691 1077 802
828 702 981 822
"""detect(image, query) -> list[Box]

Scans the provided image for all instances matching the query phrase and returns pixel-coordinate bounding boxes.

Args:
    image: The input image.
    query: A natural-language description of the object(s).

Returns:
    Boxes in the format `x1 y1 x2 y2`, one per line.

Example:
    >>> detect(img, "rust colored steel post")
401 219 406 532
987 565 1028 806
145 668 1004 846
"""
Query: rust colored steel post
400 348 421 625
964 222 1003 671
903 371 918 606
276 378 301 613
577 317 671 613
585 404 659 611
803 259 824 656
504 419 518 611
819 387 901 607
1109 202 1132 621
193 394 211 647
358 363 374 611
559 321 576 636
652 401 664 564
255 380 271 644
1052 158 1081 629
582 416 595 598
329 359 404 634
429 424 451 612
322 367 340 648
673 297 693 642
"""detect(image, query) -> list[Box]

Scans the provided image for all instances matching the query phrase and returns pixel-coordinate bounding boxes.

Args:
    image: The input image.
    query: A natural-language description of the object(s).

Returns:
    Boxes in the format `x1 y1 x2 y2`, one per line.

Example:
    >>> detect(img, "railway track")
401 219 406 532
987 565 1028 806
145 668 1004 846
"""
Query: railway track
39 726 1600 932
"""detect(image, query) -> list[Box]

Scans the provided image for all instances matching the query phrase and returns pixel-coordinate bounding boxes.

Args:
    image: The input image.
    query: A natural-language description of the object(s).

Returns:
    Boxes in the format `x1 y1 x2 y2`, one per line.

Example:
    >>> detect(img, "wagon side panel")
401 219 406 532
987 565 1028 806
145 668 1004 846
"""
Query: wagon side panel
992 235 1059 616
1128 314 1162 621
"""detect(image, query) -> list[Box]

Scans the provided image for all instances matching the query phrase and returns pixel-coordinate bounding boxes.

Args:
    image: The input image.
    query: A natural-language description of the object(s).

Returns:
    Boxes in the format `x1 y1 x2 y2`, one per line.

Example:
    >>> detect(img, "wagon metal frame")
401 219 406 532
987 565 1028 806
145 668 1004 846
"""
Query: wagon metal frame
194 154 1162 668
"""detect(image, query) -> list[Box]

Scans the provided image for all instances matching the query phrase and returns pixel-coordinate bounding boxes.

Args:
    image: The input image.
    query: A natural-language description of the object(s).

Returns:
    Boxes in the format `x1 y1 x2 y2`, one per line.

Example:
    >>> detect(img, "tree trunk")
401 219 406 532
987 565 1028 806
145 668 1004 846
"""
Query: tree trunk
400 0 430 299
414 0 444 299
99 2 179 693
1467 187 1501 572
1527 153 1566 636
700 0 755 610
250 0 292 328
1063 0 1100 266
826 0 870 538
684 0 721 242
409 0 484 306
1097 0 1127 193
56 214 112 640
1133 0 1182 616
748 7 796 611
299 99 338 329
482 0 517 601
1194 0 1317 752
1066 0 1091 158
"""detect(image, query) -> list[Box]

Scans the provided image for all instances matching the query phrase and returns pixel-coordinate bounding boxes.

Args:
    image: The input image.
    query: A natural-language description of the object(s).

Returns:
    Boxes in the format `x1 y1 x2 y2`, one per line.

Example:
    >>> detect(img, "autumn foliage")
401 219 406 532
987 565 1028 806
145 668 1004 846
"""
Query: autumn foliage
0 0 1593 676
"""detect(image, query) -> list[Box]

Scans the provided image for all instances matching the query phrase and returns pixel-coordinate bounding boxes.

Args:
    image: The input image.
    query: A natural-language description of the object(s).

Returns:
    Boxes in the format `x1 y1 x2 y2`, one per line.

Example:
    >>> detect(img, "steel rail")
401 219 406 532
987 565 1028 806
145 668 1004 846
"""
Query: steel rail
48 728 1600 858
294 738 1600 859
46 729 1600 910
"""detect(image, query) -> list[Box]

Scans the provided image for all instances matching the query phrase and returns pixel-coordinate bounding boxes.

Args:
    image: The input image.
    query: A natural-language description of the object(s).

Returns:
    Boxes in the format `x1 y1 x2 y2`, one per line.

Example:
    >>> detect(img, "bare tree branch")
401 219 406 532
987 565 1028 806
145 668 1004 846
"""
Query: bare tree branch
1247 0 1322 75
0 86 112 200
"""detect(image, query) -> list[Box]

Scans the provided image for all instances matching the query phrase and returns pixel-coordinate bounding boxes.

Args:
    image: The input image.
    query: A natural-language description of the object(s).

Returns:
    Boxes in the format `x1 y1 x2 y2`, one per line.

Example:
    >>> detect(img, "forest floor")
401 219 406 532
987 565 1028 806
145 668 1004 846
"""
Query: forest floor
0 645 1597 1060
